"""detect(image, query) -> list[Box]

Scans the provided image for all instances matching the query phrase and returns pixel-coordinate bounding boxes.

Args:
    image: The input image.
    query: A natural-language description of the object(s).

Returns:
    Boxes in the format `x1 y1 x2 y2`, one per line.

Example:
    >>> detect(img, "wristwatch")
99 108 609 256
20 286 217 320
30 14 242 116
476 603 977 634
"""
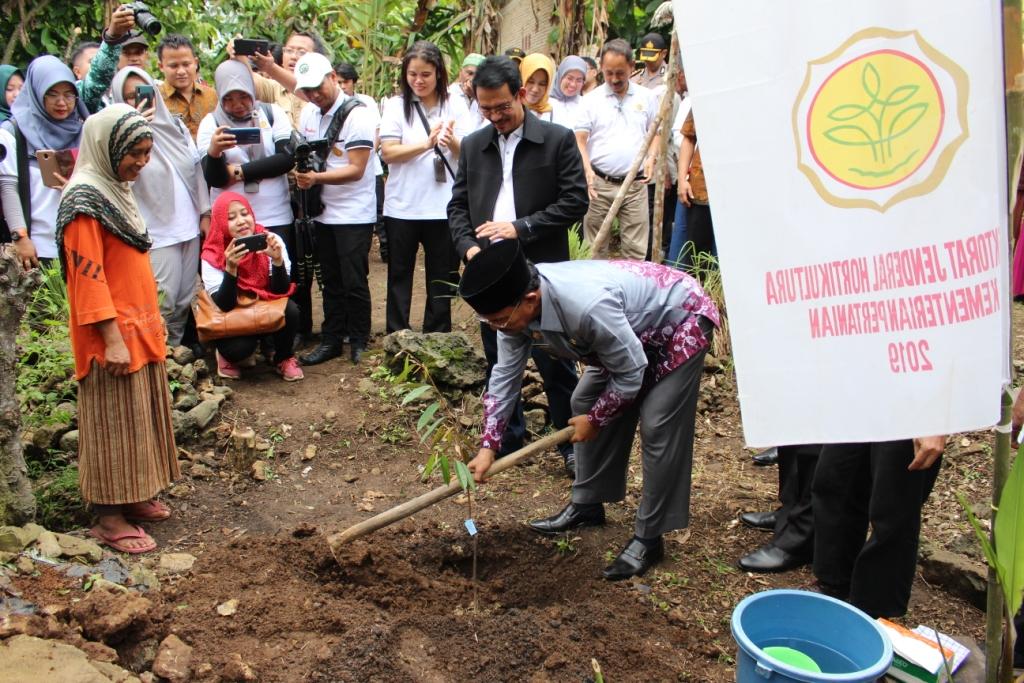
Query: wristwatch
11 229 27 242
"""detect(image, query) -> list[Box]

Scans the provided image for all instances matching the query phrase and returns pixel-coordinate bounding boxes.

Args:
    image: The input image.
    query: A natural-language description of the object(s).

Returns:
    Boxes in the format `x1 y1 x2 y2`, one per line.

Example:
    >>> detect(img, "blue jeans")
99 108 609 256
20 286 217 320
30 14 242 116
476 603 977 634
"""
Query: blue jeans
666 198 688 268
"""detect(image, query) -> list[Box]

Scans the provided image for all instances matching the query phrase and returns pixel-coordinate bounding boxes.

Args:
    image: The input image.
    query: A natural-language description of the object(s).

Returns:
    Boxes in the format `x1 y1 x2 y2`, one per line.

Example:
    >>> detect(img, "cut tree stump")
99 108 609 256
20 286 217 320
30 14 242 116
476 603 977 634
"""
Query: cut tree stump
226 427 257 473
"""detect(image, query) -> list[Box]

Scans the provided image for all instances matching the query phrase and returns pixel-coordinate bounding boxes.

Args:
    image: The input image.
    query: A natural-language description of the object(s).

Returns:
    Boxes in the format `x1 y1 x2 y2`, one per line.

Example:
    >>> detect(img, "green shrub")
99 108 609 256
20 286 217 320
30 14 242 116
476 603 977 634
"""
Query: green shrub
34 465 89 532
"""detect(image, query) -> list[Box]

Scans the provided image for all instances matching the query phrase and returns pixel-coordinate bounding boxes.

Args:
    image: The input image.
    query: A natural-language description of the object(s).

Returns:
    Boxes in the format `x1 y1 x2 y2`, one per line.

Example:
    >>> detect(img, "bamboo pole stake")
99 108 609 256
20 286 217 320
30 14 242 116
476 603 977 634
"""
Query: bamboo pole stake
327 426 575 558
590 76 677 257
987 3 1023 680
650 34 680 263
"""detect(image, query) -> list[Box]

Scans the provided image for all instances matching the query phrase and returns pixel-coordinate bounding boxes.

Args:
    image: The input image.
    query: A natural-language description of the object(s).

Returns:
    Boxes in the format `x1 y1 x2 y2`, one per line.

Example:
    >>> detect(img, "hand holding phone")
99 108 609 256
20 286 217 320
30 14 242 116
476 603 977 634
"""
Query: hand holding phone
36 149 75 188
235 233 268 254
225 127 262 146
134 84 155 111
234 39 270 57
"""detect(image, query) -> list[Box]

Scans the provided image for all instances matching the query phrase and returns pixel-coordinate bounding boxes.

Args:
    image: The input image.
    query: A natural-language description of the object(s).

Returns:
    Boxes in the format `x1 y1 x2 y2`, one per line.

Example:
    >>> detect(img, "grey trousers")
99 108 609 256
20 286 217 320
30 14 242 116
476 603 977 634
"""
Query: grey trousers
583 176 650 260
570 341 708 538
149 236 201 347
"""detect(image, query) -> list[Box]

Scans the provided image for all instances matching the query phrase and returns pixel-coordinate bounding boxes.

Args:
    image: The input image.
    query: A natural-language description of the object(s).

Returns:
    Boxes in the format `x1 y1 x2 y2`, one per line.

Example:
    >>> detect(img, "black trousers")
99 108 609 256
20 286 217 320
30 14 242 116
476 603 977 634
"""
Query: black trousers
812 440 940 618
682 203 716 271
772 444 820 556
480 322 578 458
315 222 372 347
215 299 299 365
267 222 313 336
384 217 458 333
646 182 676 261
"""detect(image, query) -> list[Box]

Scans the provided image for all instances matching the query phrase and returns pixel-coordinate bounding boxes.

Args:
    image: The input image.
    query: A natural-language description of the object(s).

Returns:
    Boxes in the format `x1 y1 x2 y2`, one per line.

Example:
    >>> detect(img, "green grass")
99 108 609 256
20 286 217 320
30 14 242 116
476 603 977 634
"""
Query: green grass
34 464 89 532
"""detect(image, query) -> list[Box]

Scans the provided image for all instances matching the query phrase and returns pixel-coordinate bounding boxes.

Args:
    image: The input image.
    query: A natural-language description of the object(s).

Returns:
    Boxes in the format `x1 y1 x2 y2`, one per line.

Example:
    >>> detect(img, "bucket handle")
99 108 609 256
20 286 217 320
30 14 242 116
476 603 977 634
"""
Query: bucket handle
754 662 774 679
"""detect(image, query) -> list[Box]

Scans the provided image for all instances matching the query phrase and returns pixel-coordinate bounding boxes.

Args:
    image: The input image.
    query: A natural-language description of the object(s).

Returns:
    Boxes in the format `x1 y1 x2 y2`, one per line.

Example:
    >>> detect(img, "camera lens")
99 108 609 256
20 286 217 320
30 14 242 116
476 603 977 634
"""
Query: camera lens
135 9 162 35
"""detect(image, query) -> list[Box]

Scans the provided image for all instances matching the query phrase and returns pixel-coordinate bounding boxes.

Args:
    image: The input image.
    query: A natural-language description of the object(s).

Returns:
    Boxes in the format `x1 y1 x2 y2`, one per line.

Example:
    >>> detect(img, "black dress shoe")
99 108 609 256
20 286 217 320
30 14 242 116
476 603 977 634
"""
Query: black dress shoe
602 537 664 581
740 510 778 531
300 344 342 366
350 345 365 365
529 503 604 535
738 543 809 573
752 447 779 466
562 451 576 479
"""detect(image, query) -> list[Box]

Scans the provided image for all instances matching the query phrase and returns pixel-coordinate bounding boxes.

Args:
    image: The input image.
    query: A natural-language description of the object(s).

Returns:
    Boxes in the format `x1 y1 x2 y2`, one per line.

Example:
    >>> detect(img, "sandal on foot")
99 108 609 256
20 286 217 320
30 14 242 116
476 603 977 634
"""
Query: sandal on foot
124 499 171 522
88 525 157 554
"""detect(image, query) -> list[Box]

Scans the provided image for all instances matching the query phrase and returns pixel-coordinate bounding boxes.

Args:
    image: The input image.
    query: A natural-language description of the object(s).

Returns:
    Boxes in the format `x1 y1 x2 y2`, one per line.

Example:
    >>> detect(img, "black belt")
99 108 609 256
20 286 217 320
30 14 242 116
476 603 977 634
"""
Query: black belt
592 167 627 184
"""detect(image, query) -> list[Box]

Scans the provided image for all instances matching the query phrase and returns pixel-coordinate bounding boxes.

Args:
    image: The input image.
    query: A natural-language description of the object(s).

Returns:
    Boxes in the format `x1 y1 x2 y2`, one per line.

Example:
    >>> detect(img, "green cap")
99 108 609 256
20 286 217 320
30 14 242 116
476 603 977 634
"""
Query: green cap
462 53 485 68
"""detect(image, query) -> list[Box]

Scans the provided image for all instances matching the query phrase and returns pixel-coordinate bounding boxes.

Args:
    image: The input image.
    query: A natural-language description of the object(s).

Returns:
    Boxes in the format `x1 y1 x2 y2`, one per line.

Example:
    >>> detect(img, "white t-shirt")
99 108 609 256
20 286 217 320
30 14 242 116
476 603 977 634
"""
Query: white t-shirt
356 93 384 177
136 139 203 249
298 95 378 226
550 98 582 131
379 94 470 220
0 129 64 259
196 104 294 227
575 82 658 177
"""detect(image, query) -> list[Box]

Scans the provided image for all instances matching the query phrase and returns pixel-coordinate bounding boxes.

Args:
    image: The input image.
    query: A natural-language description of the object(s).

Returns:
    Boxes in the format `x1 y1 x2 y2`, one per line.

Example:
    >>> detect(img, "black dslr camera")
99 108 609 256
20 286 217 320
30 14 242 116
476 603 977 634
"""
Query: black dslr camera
123 2 161 35
286 131 328 174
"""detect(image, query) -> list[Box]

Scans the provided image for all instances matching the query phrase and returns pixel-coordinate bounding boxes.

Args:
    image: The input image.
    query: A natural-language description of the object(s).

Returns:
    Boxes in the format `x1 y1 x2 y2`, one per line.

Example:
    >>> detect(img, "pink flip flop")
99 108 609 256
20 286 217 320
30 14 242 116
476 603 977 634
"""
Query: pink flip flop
88 525 157 554
124 499 171 522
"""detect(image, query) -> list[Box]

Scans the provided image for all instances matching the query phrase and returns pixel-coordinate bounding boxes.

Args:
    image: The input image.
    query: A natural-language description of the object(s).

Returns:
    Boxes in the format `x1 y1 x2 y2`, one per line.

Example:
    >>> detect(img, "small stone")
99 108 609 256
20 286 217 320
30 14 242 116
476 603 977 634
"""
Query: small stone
302 445 317 461
15 556 34 575
370 467 381 476
55 401 78 422
357 378 376 394
189 463 215 479
165 359 183 379
543 653 569 670
171 410 198 441
71 586 153 641
158 553 196 574
152 634 193 683
193 358 209 378
179 363 197 386
58 429 80 452
173 384 199 411
167 483 193 498
81 640 119 663
196 663 213 676
171 346 195 366
344 475 359 483
458 416 474 428
216 599 239 616
251 461 271 481
187 400 220 430
524 408 548 433
325 410 337 420
210 385 233 397
198 391 226 406
53 533 104 562
222 652 257 681
129 565 160 591
0 526 35 552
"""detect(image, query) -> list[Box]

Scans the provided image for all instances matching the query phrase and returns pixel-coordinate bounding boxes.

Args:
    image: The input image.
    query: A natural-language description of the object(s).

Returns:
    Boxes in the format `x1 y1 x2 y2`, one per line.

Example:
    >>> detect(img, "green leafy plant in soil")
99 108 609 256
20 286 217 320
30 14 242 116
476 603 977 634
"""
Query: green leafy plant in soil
34 464 89 532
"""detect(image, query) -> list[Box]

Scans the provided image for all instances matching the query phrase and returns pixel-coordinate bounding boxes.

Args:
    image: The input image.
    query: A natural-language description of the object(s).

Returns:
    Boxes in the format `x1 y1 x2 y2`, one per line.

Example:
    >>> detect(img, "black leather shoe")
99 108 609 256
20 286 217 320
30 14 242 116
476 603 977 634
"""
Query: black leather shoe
738 543 809 573
529 503 604 535
602 537 664 581
740 510 778 531
562 452 576 479
300 344 342 366
752 447 779 466
350 345 365 365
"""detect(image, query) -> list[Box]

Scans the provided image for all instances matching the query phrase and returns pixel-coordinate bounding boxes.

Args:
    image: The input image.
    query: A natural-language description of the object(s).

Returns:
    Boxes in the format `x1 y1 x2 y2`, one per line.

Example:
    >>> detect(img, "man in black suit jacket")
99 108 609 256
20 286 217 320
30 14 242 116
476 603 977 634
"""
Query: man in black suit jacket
448 56 589 476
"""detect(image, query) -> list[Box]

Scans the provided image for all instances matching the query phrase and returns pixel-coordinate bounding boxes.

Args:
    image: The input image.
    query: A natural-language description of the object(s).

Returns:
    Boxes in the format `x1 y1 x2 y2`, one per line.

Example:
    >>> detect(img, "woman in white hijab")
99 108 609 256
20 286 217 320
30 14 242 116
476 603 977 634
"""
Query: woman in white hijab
111 66 211 346
56 104 180 554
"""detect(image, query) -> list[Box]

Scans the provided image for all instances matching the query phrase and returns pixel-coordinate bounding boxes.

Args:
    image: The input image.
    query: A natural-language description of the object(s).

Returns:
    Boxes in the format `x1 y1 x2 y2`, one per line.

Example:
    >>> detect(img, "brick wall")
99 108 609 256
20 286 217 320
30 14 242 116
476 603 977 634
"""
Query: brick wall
498 0 557 56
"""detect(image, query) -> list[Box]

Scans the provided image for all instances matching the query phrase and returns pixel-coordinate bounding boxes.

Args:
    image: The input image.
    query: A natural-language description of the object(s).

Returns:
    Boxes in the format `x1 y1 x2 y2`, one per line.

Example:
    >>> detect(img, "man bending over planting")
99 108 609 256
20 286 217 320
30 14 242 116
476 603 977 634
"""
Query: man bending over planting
463 240 719 580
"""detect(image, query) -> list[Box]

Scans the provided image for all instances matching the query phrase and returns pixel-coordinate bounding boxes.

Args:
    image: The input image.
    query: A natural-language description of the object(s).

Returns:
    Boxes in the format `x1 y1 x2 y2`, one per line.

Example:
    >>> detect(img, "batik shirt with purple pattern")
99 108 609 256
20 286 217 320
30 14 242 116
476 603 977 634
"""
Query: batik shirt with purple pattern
480 259 720 450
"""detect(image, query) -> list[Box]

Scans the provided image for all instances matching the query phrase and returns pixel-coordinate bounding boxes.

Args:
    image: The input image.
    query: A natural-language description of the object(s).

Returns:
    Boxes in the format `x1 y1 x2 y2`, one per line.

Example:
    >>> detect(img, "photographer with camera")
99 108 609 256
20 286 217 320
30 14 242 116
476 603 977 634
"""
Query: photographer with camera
69 4 138 113
293 53 378 366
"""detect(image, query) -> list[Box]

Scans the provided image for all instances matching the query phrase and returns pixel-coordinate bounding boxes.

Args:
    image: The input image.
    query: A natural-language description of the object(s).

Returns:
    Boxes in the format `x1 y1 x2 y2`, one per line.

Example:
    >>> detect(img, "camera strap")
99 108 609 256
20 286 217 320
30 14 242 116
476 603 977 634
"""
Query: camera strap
324 97 365 154
413 100 456 181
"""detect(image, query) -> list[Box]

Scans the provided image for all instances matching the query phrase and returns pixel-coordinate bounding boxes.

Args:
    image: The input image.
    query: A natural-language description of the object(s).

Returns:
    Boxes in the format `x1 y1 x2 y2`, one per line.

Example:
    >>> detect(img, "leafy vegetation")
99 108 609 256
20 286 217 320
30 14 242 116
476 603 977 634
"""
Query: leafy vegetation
34 464 88 531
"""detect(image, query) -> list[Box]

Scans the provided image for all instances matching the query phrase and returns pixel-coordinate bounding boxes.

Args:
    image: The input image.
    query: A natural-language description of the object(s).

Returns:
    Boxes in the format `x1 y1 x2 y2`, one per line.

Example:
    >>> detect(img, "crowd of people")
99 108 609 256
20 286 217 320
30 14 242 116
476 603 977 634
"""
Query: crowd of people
0 11 949 628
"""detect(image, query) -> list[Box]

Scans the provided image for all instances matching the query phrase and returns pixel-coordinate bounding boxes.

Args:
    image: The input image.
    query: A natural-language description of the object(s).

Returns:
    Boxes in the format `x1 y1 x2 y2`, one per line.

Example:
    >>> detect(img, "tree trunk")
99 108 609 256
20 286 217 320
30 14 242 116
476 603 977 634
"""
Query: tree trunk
0 246 41 524
226 426 257 474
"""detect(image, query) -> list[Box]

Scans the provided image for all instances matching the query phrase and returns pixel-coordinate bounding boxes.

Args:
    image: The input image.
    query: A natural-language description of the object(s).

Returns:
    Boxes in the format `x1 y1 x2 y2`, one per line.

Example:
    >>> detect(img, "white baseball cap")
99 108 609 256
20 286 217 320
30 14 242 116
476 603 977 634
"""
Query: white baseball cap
294 52 333 90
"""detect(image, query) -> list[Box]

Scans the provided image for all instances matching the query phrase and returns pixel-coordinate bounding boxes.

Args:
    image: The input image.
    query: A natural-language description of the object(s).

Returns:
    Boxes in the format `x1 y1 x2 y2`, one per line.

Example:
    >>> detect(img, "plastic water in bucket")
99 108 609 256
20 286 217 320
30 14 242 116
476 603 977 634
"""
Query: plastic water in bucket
731 589 892 682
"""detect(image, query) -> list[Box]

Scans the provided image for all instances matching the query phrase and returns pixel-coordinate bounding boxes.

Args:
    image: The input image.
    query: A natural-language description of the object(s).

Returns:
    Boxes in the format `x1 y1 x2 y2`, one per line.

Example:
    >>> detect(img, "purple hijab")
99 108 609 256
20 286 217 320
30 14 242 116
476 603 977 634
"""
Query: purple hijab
551 56 588 103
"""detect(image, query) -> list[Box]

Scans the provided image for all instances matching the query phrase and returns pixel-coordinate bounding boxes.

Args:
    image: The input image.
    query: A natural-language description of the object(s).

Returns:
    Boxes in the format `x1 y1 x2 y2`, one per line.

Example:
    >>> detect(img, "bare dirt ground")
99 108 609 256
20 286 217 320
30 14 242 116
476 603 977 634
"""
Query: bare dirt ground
10 251 1007 681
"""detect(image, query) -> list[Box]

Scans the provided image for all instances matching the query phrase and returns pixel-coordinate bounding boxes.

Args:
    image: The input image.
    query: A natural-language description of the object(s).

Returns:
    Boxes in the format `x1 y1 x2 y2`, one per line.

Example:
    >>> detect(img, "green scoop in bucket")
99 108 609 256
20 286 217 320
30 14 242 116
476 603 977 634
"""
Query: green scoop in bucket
762 646 822 673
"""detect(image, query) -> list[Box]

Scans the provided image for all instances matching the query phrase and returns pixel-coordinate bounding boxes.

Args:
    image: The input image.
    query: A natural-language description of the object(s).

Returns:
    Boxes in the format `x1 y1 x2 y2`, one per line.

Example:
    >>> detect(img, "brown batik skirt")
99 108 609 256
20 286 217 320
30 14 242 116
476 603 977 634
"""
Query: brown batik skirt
77 361 180 505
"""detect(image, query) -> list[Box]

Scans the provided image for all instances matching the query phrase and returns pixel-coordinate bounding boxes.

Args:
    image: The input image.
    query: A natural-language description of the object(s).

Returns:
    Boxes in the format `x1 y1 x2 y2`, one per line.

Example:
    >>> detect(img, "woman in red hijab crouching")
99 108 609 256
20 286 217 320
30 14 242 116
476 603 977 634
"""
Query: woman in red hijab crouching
200 192 304 381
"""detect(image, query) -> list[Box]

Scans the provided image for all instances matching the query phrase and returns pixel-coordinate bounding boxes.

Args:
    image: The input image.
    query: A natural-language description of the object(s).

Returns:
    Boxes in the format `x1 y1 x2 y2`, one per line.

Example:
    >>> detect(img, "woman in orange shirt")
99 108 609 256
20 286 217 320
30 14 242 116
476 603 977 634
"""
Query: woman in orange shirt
55 104 179 554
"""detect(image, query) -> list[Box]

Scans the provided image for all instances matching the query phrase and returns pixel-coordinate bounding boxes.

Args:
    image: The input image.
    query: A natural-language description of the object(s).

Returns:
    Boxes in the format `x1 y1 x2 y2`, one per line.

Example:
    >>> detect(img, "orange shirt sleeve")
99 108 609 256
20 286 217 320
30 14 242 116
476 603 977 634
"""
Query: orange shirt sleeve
63 216 117 327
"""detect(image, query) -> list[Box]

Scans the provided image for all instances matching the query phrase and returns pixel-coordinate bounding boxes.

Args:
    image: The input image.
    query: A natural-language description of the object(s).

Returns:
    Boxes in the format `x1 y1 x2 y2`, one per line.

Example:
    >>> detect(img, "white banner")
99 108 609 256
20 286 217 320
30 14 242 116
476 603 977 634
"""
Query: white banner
673 0 1010 445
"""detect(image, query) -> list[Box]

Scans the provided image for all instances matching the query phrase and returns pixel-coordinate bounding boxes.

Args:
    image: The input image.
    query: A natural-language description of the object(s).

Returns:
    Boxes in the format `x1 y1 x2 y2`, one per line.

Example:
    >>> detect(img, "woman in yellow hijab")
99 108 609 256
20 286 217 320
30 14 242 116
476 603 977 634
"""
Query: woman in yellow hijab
519 53 555 121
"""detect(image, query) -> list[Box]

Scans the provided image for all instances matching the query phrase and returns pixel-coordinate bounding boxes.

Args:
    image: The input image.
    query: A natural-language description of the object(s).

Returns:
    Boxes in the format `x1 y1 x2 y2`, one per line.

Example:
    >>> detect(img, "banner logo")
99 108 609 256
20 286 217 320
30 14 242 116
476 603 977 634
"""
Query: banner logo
793 29 969 211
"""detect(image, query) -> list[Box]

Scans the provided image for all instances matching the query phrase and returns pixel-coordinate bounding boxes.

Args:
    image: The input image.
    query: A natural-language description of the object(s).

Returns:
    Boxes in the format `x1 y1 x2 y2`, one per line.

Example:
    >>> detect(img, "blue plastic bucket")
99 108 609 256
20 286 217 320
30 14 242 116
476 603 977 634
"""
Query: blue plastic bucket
731 589 892 682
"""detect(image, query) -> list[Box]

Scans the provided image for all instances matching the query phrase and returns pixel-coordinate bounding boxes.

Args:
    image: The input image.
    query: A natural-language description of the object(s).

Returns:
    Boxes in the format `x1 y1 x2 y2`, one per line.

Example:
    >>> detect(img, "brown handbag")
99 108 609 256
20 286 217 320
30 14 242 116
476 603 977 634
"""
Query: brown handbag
192 287 288 343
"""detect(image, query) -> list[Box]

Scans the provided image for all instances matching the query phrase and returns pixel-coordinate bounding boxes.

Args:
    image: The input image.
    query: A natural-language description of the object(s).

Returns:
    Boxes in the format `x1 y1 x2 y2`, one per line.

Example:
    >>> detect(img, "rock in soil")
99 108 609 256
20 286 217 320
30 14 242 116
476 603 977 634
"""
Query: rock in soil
71 585 152 642
54 533 104 562
222 652 258 681
158 553 197 574
0 525 36 552
0 635 138 683
34 530 63 559
152 634 193 682
187 399 220 430
59 429 80 452
171 345 195 366
381 330 487 388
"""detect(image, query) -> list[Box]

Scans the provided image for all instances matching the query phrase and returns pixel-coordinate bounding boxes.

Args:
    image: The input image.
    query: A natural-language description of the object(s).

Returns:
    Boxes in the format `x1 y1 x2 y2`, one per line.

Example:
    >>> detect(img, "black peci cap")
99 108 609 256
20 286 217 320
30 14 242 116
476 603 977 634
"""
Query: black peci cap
459 240 532 315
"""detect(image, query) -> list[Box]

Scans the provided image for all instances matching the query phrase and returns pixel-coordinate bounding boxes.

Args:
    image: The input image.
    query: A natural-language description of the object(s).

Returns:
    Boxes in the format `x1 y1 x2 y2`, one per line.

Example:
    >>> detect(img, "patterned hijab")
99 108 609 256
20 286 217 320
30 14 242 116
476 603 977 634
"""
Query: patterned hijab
520 53 555 114
56 105 153 278
0 65 24 122
201 192 293 301
111 66 209 224
551 56 587 103
6 55 88 154
211 60 266 162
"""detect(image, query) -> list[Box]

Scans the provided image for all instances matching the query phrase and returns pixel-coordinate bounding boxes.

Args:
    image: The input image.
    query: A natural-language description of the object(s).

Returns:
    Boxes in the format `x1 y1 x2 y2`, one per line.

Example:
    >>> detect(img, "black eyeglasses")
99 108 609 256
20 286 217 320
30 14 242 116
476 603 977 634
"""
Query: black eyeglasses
479 100 514 117
479 299 522 330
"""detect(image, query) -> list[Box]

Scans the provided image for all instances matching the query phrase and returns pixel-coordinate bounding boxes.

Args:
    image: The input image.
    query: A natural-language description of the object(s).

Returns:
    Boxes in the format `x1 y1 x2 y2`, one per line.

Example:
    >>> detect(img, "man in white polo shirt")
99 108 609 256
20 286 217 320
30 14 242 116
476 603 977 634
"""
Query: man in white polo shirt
575 38 659 260
292 53 379 366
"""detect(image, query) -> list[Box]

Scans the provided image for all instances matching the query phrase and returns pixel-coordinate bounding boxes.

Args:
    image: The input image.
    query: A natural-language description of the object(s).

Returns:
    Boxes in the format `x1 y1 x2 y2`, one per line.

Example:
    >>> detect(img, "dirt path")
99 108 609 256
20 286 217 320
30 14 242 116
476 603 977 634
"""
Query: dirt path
13 253 997 681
